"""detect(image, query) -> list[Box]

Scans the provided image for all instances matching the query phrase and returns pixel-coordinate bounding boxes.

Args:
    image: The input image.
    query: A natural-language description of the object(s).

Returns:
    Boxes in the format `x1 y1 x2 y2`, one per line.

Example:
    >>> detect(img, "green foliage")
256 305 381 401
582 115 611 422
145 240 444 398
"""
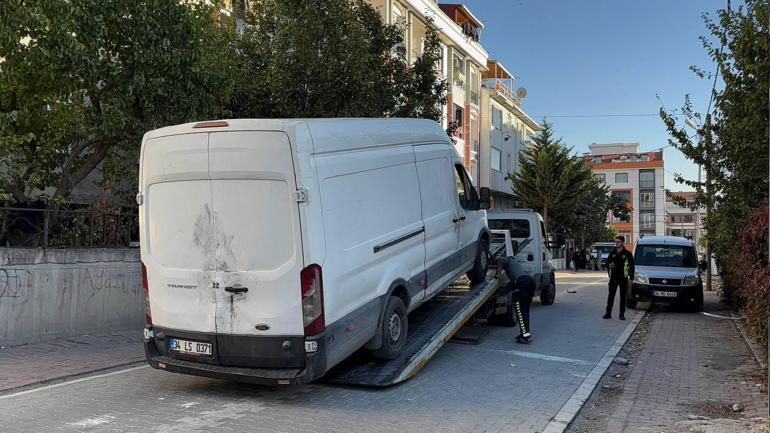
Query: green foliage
511 120 627 245
0 0 237 206
661 0 768 348
230 0 447 119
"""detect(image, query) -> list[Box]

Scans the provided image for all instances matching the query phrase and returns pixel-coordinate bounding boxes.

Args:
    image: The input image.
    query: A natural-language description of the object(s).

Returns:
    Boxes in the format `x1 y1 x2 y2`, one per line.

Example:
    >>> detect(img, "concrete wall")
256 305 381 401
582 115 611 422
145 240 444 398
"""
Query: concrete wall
0 248 142 347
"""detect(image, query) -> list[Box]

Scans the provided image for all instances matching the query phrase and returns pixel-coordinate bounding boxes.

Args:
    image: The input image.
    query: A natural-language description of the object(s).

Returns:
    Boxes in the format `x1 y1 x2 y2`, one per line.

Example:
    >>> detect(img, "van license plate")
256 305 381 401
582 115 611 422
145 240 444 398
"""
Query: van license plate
653 290 678 298
169 338 212 356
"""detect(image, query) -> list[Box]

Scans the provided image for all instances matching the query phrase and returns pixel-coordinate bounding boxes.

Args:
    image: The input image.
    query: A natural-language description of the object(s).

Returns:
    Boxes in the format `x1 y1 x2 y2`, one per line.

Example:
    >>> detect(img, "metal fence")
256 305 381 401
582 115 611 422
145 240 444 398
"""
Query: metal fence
0 207 139 248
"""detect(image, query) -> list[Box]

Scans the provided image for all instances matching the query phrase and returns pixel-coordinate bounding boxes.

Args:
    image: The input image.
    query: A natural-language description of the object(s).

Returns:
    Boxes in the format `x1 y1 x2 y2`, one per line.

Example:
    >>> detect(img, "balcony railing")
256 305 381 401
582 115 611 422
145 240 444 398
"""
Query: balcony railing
483 78 520 105
639 180 655 189
639 201 655 209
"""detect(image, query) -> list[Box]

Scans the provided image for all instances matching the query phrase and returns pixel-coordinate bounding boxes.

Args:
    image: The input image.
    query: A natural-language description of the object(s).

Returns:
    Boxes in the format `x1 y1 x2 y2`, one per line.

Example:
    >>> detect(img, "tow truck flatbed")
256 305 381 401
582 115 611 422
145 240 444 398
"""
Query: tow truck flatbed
324 274 502 387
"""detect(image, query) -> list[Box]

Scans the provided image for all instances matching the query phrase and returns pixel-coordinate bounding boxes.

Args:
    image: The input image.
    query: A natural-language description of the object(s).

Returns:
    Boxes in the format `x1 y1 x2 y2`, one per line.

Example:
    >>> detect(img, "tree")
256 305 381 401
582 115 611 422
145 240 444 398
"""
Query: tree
511 120 592 231
0 0 237 206
230 0 447 120
511 120 628 246
660 1 768 347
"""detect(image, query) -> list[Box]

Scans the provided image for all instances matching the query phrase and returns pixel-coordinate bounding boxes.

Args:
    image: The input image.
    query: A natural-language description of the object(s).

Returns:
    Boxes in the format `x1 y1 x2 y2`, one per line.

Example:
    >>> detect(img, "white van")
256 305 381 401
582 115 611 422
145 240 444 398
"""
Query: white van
486 209 556 305
139 118 491 384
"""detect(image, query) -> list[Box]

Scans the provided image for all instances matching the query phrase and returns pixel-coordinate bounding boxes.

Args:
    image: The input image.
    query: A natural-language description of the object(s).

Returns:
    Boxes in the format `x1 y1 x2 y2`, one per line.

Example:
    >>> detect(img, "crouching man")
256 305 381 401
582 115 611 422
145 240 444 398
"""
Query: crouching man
496 256 536 344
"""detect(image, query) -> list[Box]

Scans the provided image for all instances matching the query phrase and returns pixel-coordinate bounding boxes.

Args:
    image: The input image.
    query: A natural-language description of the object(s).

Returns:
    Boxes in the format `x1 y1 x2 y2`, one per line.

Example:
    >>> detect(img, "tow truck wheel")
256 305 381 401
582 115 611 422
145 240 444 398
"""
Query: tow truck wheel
371 296 408 360
540 280 556 305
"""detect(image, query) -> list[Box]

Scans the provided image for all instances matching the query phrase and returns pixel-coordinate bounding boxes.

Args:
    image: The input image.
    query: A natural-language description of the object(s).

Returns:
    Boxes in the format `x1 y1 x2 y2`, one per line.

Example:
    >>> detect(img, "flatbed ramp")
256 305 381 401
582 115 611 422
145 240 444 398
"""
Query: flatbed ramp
325 276 501 387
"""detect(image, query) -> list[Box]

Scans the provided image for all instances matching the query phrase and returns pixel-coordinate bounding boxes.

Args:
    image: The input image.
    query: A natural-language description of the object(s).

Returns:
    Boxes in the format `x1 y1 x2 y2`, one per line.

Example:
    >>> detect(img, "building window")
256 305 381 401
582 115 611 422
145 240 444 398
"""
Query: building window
639 170 655 189
640 192 654 209
491 106 503 131
452 52 465 87
613 190 630 203
491 147 502 172
595 173 606 183
469 64 479 105
615 172 629 183
640 211 655 229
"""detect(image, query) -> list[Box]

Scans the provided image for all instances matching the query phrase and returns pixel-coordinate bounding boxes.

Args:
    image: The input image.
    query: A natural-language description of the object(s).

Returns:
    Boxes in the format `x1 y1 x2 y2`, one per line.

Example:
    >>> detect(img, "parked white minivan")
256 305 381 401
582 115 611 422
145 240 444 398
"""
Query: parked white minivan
139 118 491 384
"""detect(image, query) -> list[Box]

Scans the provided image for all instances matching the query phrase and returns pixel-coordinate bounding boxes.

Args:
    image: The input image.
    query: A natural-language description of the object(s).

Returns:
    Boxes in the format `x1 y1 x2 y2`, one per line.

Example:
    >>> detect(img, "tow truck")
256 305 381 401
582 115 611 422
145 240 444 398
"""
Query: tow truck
326 228 546 386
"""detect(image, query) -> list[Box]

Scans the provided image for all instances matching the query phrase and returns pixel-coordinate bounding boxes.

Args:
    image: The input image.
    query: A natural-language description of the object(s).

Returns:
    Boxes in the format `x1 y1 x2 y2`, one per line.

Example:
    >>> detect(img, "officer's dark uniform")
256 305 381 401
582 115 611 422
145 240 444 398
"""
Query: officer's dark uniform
604 246 635 319
499 257 535 343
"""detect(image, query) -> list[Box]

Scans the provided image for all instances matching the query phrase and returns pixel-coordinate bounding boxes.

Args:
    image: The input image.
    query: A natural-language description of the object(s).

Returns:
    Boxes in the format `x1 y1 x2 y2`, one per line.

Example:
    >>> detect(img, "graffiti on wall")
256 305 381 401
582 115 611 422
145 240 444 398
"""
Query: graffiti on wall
0 266 142 301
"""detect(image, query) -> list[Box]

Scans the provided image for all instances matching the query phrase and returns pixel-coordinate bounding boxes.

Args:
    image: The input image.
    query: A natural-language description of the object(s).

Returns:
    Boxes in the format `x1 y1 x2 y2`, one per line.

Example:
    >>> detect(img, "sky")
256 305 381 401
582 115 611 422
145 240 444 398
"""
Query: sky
460 0 730 192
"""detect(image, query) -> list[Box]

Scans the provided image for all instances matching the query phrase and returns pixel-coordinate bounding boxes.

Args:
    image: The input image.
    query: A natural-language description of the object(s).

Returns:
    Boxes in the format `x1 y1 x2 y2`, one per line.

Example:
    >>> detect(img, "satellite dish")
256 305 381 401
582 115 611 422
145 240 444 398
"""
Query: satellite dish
516 87 527 99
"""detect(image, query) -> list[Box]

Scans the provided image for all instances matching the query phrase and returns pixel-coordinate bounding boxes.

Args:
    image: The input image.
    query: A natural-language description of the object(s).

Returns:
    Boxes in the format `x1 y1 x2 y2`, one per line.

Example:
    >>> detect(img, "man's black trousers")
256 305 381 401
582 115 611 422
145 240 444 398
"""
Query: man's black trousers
606 277 628 316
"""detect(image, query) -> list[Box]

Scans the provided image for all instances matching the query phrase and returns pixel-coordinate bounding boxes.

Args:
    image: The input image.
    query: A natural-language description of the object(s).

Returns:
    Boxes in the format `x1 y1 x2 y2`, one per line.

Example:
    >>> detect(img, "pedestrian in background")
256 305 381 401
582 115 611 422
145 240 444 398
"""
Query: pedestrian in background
603 235 635 320
566 247 573 270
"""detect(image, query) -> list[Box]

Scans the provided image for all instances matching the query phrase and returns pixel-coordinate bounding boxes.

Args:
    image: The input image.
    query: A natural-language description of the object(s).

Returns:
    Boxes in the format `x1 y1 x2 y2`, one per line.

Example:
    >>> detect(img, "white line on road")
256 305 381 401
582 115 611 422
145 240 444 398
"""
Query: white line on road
477 348 593 366
0 365 148 401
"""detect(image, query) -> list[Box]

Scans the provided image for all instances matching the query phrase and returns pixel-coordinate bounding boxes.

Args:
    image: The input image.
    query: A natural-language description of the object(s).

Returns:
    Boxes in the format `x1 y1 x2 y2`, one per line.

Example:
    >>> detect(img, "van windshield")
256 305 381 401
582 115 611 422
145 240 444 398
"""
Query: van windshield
635 245 697 268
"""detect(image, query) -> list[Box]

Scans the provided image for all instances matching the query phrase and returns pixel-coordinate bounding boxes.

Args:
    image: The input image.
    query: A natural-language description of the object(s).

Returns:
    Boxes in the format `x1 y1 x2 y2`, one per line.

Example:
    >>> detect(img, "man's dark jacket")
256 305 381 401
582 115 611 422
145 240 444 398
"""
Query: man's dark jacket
606 248 635 281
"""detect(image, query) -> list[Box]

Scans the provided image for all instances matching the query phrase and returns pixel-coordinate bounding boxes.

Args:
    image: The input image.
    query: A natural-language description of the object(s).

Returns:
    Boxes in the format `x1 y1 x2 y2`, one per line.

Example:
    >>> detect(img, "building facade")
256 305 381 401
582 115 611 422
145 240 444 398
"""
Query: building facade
478 60 540 209
665 191 705 254
584 143 665 250
367 1 489 175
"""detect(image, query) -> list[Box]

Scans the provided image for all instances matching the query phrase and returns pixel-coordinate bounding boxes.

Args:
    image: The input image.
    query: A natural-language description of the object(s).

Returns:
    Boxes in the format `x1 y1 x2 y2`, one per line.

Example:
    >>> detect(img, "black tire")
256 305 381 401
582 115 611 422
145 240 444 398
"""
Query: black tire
689 291 704 312
370 296 408 360
492 299 517 327
626 298 638 309
467 237 489 284
540 279 556 305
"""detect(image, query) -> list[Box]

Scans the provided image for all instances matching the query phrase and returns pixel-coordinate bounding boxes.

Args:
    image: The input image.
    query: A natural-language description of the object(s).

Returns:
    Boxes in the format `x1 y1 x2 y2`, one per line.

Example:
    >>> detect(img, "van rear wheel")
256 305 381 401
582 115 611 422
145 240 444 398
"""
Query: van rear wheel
467 238 489 284
371 296 408 360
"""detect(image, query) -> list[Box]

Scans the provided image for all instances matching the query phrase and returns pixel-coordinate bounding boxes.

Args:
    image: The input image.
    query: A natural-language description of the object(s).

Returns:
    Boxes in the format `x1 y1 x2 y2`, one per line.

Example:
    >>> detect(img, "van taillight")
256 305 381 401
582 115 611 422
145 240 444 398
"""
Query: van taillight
300 264 324 336
141 263 152 325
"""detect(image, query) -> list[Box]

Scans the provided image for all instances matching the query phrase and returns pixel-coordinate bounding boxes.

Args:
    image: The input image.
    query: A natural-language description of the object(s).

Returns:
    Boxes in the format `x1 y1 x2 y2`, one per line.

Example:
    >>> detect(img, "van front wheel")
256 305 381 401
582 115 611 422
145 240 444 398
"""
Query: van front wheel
467 238 489 284
371 296 408 360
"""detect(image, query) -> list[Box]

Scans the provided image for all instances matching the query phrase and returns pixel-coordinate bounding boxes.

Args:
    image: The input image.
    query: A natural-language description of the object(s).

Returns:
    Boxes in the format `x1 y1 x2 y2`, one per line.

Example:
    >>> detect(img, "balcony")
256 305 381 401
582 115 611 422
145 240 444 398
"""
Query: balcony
639 180 655 189
484 78 520 105
639 201 655 209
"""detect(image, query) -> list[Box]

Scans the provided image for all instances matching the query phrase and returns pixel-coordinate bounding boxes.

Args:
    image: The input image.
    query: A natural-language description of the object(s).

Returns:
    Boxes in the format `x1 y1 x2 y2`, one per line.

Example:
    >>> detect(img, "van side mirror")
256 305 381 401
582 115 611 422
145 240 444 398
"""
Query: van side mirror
698 260 708 271
479 187 491 210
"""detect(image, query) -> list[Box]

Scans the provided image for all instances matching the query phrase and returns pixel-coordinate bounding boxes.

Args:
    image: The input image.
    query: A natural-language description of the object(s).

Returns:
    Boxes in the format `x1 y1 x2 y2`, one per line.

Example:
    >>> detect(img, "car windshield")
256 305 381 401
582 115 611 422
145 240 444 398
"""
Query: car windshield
488 218 530 238
635 245 697 268
594 246 614 255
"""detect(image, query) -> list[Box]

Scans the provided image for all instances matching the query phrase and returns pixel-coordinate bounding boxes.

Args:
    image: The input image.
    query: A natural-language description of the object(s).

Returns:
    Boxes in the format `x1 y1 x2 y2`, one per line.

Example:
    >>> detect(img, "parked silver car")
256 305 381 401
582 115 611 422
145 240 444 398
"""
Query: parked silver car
628 236 707 311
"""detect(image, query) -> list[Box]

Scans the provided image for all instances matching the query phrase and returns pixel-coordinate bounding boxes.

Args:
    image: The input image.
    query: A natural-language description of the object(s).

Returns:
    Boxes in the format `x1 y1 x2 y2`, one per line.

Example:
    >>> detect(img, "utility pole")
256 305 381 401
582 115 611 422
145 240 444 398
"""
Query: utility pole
704 112 713 292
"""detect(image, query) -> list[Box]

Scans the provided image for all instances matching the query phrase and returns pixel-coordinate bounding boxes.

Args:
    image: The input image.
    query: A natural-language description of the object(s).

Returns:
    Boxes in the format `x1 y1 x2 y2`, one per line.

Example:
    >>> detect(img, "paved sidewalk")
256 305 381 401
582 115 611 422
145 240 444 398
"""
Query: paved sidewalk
0 330 144 392
568 292 769 433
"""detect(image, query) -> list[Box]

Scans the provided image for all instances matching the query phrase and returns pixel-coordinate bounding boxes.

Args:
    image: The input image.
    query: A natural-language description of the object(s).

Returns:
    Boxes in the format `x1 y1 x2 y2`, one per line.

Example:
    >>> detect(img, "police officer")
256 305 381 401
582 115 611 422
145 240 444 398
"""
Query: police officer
604 235 635 320
496 256 535 343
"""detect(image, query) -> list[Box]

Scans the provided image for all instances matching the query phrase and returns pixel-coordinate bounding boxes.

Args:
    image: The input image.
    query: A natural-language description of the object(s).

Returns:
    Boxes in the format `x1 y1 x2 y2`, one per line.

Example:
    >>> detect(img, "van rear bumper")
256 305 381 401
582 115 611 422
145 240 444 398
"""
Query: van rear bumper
144 327 328 385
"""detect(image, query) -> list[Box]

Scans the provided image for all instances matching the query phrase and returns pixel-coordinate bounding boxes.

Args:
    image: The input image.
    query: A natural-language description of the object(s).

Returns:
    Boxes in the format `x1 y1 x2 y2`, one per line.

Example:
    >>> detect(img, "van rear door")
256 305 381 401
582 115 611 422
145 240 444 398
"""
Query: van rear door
142 133 216 334
207 131 305 345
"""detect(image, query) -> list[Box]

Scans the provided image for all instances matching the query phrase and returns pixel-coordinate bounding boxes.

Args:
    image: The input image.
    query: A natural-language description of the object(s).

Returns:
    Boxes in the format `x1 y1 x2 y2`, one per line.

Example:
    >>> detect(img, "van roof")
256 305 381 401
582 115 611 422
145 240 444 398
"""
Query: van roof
143 118 452 155
636 236 695 247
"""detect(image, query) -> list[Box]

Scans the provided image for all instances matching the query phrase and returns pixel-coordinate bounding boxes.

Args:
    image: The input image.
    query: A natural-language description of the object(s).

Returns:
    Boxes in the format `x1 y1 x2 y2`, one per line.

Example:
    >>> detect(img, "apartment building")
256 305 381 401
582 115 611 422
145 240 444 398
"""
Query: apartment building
478 60 541 209
666 191 705 253
367 0 489 175
584 143 665 250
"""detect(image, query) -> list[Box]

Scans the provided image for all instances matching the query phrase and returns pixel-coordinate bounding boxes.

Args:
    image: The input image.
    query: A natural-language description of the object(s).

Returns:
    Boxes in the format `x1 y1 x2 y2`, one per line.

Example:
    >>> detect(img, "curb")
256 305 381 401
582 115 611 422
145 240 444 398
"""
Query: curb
541 307 647 433
730 310 768 370
0 359 145 397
